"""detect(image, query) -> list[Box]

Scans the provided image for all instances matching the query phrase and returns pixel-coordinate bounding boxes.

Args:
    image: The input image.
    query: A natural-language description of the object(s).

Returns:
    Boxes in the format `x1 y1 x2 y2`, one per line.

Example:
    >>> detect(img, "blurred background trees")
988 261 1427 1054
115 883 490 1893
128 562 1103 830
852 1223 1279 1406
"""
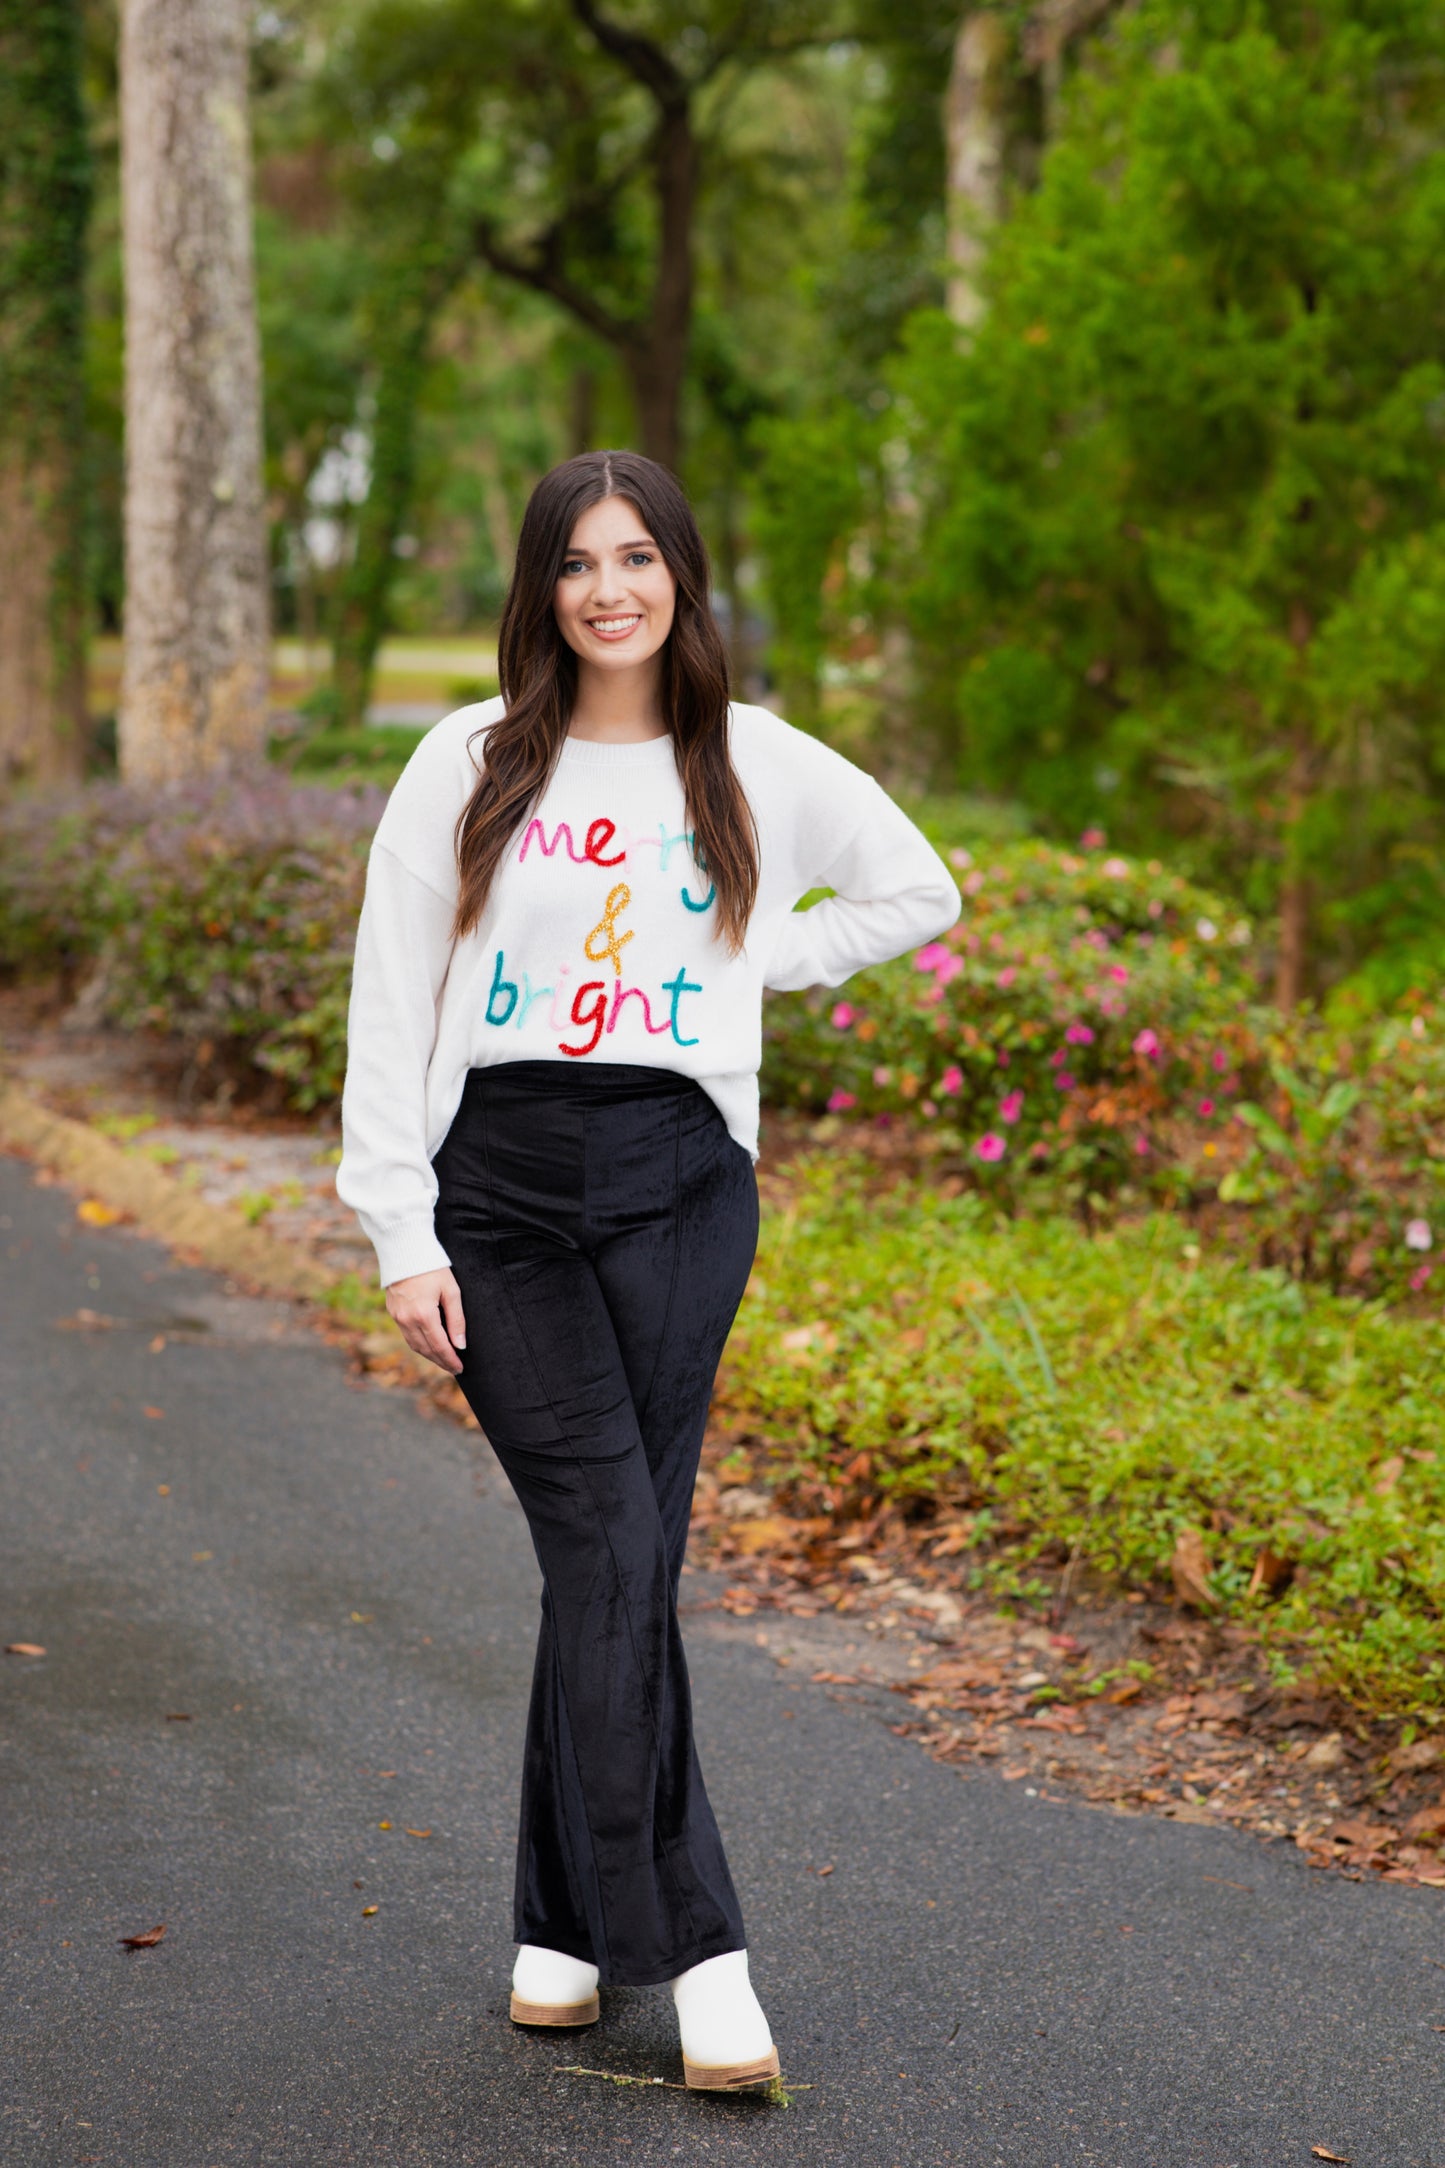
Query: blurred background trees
7 0 1445 1007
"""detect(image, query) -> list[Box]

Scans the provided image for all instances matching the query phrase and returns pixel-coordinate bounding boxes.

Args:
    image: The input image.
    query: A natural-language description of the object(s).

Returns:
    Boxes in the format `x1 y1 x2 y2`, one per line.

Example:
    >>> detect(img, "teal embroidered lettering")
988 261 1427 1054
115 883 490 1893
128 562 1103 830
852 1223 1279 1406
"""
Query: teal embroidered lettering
658 825 693 871
486 949 519 1026
516 971 553 1026
584 818 625 867
518 817 586 864
662 966 703 1047
681 880 715 913
561 982 607 1058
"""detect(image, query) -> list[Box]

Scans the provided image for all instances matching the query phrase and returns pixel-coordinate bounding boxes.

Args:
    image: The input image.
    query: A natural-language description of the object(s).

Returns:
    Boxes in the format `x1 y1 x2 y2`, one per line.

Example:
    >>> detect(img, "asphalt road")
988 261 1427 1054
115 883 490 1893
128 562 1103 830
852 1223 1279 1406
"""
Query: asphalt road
2 1146 1442 2168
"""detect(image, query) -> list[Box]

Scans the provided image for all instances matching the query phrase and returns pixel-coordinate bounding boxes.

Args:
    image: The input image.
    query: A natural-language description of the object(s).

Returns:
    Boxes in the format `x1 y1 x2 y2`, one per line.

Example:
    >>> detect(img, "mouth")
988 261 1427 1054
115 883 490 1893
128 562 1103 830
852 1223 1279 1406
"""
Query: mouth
585 615 642 642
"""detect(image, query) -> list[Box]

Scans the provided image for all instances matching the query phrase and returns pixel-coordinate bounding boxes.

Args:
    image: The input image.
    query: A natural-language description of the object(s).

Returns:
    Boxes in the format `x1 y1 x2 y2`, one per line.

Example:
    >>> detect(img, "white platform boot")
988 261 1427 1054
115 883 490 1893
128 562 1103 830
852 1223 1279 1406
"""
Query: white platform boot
509 1944 600 2027
670 1950 780 2090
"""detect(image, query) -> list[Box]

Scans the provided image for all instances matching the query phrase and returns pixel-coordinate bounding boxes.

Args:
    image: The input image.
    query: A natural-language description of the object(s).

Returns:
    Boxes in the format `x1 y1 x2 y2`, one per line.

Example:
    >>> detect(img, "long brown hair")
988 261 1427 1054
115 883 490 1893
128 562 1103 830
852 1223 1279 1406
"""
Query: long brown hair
452 450 759 954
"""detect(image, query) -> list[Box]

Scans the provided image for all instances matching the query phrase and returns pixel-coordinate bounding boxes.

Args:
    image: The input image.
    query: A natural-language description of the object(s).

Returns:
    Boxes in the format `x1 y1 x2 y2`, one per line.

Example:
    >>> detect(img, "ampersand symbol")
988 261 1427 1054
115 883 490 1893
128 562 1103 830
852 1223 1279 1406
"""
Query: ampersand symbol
584 882 634 977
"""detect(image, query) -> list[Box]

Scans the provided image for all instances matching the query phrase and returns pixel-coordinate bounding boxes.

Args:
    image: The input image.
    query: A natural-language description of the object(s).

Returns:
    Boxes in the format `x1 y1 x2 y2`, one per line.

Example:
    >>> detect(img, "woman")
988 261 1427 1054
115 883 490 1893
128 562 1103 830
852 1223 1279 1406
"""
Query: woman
336 449 960 2090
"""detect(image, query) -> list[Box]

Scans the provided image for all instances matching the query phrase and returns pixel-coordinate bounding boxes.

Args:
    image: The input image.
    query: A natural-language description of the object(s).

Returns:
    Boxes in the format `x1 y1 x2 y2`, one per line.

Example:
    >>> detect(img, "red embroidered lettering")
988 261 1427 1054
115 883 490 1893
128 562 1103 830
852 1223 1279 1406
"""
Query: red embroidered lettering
584 817 625 867
560 981 608 1057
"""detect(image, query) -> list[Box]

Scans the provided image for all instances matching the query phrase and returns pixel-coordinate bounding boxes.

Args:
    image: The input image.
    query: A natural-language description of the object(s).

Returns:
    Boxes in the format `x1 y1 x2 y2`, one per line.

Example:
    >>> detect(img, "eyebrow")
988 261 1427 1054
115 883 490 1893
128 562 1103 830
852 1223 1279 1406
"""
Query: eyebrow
565 537 658 555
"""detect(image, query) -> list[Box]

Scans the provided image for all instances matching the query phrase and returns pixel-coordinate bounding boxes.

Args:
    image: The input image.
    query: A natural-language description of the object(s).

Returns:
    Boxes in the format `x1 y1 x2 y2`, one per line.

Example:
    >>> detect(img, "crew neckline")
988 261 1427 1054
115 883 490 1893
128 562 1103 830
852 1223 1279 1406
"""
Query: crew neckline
558 731 678 769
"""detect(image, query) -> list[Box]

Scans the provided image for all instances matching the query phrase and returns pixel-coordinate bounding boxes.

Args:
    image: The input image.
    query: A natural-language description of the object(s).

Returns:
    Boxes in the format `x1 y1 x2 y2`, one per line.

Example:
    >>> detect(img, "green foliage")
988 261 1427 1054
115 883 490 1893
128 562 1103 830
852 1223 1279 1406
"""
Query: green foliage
722 1157 1445 1715
0 778 383 1108
750 402 868 720
766 0 1445 991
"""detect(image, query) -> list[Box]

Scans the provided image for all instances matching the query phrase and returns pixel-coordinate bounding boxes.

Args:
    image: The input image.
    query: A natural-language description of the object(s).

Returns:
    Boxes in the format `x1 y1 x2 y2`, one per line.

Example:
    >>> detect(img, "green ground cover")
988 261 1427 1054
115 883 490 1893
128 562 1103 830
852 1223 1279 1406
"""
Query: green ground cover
721 1156 1445 1719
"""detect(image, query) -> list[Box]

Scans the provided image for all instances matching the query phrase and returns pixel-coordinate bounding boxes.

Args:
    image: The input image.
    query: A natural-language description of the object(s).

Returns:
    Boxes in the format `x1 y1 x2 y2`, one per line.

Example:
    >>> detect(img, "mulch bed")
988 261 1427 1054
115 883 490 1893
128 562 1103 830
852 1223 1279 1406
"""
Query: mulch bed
686 1458 1445 1893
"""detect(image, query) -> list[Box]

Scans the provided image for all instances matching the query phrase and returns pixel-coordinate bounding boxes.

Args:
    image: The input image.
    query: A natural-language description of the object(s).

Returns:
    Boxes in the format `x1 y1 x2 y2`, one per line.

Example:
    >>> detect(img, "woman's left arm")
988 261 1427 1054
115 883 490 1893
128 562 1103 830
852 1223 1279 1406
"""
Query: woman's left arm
763 778 962 992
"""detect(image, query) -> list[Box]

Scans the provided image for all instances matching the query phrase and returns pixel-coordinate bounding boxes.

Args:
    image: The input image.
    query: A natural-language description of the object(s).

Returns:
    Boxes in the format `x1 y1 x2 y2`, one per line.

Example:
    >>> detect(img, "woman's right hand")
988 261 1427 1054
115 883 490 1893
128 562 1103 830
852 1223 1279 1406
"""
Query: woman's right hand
384 1266 467 1375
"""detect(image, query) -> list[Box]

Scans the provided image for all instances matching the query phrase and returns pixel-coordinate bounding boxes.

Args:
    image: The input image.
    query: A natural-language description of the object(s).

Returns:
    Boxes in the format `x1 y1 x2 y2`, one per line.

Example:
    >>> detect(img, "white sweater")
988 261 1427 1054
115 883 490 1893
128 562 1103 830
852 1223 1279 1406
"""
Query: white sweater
336 698 960 1286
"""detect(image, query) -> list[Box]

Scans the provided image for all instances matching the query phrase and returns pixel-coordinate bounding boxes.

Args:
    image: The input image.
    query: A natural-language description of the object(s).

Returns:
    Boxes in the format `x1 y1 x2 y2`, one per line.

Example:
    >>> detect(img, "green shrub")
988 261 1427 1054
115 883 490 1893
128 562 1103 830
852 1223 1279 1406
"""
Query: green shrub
0 776 384 1108
721 1157 1445 1716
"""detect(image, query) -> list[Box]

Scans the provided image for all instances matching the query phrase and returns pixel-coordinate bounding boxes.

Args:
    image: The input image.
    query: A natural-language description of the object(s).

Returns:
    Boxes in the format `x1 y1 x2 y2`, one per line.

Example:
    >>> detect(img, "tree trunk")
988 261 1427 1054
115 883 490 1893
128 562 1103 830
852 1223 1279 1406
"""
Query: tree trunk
624 102 695 470
945 12 1012 329
118 0 269 784
0 0 91 791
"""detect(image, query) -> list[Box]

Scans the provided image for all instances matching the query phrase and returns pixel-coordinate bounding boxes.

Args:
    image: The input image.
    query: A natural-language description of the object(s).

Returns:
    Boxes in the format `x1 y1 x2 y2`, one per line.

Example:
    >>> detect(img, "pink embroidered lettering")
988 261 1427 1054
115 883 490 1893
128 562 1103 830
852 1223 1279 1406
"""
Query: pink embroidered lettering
608 983 672 1036
518 817 585 864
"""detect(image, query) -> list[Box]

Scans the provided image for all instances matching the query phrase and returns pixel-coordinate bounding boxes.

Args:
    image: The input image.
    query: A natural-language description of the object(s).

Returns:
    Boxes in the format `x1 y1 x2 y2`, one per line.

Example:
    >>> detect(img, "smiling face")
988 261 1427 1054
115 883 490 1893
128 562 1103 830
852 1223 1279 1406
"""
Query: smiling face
552 494 677 676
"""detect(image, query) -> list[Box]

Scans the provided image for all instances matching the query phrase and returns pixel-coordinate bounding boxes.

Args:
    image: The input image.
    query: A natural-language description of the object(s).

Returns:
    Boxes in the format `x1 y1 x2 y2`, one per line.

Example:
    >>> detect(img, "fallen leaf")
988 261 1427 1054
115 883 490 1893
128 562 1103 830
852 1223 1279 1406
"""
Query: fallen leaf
1106 1678 1143 1705
1403 1803 1445 1841
118 1923 166 1949
349 1612 374 1624
378 1820 392 1830
1192 1688 1248 1722
815 1863 835 1877
1310 2150 1351 2164
77 1198 124 1226
164 1712 192 1722
1303 1733 1346 1773
1372 1455 1406 1496
361 1905 378 1917
143 1407 165 1420
1246 1547 1295 1599
55 1308 123 1331
1389 1739 1443 1778
404 1827 432 1839
811 1670 862 1686
5 1642 46 1658
1170 1528 1217 1610
191 1550 213 1563
148 1333 166 1353
730 1516 797 1556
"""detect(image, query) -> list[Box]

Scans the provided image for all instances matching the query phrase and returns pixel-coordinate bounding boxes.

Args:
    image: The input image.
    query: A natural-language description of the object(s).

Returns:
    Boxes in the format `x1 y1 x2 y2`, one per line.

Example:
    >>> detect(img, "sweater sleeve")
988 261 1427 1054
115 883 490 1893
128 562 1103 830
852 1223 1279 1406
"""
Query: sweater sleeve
762 777 962 992
336 840 458 1287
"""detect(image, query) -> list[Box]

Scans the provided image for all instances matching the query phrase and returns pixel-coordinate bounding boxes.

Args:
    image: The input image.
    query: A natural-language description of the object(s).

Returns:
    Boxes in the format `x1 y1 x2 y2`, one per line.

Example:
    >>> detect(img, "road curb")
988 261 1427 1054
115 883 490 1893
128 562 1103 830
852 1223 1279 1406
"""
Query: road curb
0 1079 340 1301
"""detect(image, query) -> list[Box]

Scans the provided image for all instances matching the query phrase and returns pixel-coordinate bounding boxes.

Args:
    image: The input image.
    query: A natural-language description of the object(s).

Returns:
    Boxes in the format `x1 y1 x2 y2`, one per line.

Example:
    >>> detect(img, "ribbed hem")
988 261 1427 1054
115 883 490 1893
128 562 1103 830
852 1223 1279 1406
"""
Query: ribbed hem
362 1213 453 1289
556 731 679 771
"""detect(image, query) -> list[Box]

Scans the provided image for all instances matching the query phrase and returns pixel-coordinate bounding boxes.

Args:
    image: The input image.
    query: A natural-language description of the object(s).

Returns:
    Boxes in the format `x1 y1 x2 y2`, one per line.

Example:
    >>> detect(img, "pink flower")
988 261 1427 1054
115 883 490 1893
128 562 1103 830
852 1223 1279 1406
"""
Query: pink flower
940 1065 964 1096
1080 826 1107 849
997 965 1017 988
914 943 951 973
1405 1218 1432 1252
999 1091 1024 1124
1065 1022 1095 1045
1198 1098 1215 1117
1212 1048 1229 1072
1100 996 1126 1018
1055 1071 1076 1092
1133 1028 1160 1058
1050 1048 1069 1067
997 1049 1010 1067
1109 964 1129 983
873 1065 892 1087
830 1002 855 1029
921 1099 938 1118
963 870 986 895
1411 1262 1432 1291
826 1089 856 1112
1134 1134 1150 1155
1103 856 1129 878
975 1132 1006 1162
935 953 963 986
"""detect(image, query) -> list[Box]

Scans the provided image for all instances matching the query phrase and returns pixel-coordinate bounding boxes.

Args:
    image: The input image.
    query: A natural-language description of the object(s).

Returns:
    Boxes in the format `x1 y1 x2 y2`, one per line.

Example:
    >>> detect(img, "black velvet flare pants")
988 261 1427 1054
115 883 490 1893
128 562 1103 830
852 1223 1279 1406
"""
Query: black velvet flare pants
432 1061 759 1987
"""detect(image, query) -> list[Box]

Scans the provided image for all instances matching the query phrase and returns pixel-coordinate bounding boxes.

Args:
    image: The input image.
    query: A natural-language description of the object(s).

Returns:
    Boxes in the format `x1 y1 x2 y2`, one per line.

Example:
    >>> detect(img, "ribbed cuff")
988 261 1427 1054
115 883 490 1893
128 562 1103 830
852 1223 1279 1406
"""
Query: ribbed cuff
362 1213 453 1290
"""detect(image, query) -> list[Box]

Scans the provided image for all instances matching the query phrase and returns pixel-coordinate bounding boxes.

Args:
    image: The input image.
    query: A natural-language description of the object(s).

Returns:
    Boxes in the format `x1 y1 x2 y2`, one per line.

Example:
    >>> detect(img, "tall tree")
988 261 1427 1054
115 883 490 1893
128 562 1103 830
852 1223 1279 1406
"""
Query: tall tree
118 0 269 784
888 0 1445 1003
0 0 92 789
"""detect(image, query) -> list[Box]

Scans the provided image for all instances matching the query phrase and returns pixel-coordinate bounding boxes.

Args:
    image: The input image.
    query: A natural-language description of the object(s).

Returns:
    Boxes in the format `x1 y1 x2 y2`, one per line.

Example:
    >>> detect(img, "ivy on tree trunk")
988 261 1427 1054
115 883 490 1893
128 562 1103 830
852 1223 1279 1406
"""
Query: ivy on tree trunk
0 0 91 789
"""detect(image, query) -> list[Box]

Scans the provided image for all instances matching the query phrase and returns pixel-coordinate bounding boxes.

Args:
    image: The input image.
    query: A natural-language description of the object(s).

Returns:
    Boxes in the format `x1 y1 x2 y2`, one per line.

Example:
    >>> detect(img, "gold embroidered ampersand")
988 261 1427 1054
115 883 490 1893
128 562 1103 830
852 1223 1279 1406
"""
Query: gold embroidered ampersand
584 882 635 976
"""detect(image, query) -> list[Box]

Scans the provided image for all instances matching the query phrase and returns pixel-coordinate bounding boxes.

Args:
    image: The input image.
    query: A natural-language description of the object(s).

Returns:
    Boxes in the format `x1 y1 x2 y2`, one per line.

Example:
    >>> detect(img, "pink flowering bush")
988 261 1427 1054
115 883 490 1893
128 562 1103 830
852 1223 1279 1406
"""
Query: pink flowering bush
762 836 1268 1208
